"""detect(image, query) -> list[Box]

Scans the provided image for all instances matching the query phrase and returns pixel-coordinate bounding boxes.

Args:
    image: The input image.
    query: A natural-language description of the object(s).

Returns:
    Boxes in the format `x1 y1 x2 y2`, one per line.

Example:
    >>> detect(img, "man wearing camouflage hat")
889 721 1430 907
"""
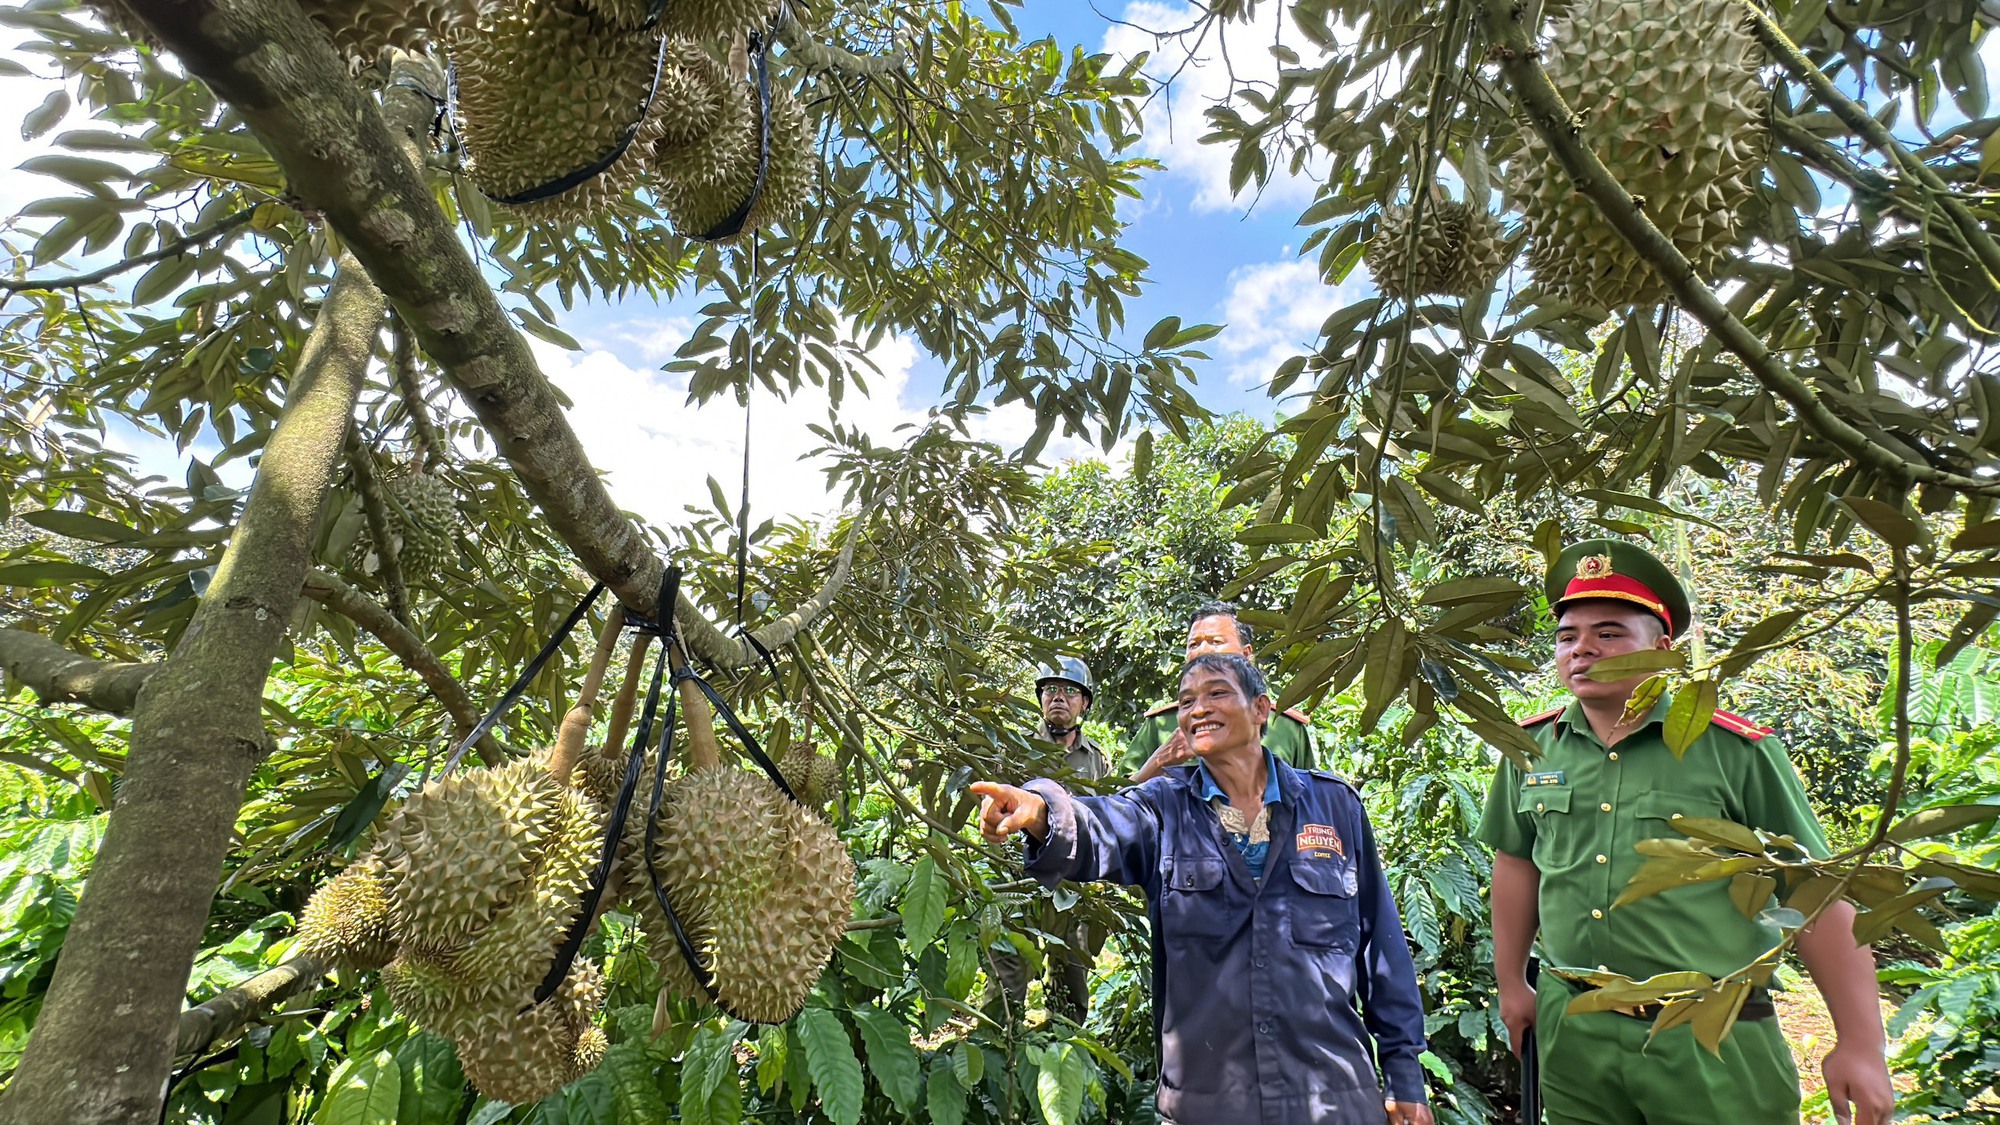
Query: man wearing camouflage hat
1478 538 1894 1125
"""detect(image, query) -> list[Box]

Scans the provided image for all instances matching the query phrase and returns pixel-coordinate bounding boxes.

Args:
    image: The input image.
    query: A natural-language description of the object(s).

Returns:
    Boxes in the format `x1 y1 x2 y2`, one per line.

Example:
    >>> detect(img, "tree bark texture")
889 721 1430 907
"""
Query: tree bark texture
0 628 155 715
125 0 857 667
171 954 328 1064
0 254 383 1125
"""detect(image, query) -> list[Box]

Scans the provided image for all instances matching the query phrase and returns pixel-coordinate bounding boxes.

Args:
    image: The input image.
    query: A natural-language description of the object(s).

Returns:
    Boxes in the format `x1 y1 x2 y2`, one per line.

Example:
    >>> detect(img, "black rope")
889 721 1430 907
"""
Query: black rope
471 30 673 207
692 32 775 241
738 626 788 705
442 582 606 775
735 371 752 632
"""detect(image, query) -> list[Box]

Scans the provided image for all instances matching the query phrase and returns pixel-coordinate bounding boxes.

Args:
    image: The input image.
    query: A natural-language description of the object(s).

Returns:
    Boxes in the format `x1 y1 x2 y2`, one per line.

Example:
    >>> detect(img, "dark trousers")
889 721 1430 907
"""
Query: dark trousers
986 911 1101 1024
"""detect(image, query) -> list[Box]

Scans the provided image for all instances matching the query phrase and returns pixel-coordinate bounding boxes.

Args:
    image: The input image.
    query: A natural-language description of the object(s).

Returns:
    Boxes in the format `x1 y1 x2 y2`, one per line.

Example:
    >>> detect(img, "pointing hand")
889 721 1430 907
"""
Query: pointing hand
969 781 1049 843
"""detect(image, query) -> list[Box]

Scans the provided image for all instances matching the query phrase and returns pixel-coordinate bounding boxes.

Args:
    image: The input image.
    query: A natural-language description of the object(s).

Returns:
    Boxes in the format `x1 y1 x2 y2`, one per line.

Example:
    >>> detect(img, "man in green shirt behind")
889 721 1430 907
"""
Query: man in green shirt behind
1478 539 1893 1125
1125 600 1315 781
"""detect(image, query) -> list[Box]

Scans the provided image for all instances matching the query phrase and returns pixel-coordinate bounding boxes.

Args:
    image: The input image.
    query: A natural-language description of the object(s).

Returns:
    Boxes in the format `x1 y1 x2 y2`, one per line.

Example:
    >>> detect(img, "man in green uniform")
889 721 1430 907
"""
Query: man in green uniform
1125 600 1315 780
1478 539 1894 1125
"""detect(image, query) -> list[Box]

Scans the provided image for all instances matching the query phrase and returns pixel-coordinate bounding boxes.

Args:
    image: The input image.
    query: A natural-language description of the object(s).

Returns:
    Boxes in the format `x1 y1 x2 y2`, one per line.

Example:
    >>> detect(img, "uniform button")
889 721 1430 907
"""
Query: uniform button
1536 802 1546 812
1257 1021 1273 1035
1596 854 1608 864
1253 957 1267 969
1591 909 1604 919
1597 964 1610 972
1608 752 1620 761
1600 803 1612 812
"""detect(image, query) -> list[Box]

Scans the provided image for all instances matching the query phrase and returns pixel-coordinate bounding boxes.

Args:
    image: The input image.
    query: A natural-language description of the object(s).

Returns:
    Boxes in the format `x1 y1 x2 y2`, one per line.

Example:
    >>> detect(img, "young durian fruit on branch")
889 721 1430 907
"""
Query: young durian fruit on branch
352 471 459 586
629 655 857 1024
1511 0 1768 311
1363 198 1512 300
446 0 668 223
296 856 397 970
299 0 478 58
779 741 839 810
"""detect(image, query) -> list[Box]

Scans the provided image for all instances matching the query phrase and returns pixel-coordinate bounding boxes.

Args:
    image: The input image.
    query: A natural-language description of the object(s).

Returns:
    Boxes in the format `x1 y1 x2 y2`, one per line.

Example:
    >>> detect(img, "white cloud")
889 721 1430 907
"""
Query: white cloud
1215 255 1360 388
1101 1 1331 214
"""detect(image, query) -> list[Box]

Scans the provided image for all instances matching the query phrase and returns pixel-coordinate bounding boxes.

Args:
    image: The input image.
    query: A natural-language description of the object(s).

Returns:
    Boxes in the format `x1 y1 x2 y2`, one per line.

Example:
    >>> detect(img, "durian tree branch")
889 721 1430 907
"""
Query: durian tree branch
0 207 256 294
1475 0 2000 498
388 312 445 470
0 627 156 715
0 252 381 1125
171 953 328 1064
121 3 855 672
775 4 906 76
344 429 411 626
300 568 504 766
1737 0 2000 289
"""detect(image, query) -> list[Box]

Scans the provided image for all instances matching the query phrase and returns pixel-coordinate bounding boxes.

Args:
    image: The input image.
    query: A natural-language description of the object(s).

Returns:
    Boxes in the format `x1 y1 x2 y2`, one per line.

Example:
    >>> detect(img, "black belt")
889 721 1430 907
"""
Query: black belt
1571 980 1776 1022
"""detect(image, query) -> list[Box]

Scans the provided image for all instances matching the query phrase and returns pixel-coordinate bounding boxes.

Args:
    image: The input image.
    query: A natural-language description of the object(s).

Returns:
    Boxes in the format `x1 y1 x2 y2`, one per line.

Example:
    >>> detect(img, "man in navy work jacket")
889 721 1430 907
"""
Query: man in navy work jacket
971 653 1433 1125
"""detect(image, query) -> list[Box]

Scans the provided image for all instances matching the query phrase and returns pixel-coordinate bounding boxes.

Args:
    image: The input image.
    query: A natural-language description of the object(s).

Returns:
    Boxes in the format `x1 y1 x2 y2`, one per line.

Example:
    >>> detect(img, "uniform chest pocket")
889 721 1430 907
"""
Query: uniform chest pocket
1160 855 1234 942
1632 791 1727 836
1286 856 1360 950
1516 786 1589 870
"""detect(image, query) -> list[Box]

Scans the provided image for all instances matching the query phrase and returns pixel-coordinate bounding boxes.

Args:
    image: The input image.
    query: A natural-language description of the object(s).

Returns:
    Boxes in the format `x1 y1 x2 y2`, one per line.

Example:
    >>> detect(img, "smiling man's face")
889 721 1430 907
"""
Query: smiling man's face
1554 601 1672 706
1177 666 1272 760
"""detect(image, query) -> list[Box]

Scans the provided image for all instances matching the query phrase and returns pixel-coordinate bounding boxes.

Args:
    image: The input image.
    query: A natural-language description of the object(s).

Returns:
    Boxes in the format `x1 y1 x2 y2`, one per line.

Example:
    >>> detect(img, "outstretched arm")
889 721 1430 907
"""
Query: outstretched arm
1796 901 1893 1125
971 779 1164 891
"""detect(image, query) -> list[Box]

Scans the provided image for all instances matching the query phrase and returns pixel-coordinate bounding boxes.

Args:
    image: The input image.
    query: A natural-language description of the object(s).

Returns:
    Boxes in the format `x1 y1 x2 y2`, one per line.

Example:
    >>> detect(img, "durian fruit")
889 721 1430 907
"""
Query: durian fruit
1510 0 1767 310
779 742 838 809
448 0 668 222
352 472 459 585
652 39 735 155
632 764 854 1022
380 949 462 1031
450 785 607 1002
651 0 781 41
296 856 396 970
1363 200 1511 300
658 84 813 239
300 0 476 58
454 957 606 1105
374 755 563 949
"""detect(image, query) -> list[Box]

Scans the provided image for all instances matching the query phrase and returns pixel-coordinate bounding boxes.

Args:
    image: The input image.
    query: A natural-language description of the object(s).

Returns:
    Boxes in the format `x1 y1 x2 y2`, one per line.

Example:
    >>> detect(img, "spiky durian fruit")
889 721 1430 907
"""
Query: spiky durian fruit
653 0 781 40
658 84 813 239
652 39 735 154
448 0 667 222
375 755 563 948
301 0 475 58
381 950 461 1032
453 966 603 1106
353 472 459 585
1511 0 1767 310
1364 200 1512 300
450 786 608 1002
779 743 838 809
633 765 854 1022
297 857 397 970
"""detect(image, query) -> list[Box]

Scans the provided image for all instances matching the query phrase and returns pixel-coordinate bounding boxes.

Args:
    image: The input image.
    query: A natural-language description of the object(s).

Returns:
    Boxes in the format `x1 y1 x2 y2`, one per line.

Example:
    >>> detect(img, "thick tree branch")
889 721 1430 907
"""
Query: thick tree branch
0 628 155 715
128 8 855 670
1476 0 2000 498
775 3 906 76
0 208 256 295
172 954 328 1064
0 251 381 1125
344 430 411 626
300 568 503 766
1742 1 2000 288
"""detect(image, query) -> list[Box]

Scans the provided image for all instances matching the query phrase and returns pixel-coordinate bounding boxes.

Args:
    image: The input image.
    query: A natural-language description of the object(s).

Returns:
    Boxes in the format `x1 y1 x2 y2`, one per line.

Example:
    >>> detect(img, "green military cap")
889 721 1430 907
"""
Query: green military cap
1546 538 1692 637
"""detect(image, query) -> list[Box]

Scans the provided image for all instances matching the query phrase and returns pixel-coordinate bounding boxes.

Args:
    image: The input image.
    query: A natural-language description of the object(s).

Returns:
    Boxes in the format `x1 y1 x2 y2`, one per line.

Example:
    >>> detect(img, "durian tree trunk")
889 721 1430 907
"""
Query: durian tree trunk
120 0 862 668
0 254 383 1125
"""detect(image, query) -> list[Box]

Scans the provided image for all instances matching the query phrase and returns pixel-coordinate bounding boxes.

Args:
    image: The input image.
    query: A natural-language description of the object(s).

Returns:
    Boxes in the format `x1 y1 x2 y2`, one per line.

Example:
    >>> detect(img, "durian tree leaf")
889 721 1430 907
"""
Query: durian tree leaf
796 1008 864 1125
899 855 948 952
1728 873 1778 921
1851 879 1954 947
1582 649 1686 681
851 1005 923 1116
1662 680 1719 757
1886 801 2000 843
1034 1042 1087 1125
926 1063 968 1125
0 561 114 587
1715 609 1807 681
315 1049 400 1125
17 509 146 544
392 1033 465 1125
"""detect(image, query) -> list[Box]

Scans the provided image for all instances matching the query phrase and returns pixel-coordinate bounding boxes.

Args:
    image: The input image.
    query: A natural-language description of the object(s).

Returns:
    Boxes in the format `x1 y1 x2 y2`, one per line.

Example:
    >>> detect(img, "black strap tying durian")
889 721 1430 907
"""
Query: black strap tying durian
464 25 674 208
691 31 775 242
442 580 606 775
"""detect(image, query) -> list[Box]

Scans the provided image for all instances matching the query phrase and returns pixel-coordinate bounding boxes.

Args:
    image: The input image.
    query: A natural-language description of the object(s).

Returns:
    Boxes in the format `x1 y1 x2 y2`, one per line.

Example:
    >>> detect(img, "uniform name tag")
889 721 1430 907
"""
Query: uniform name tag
1296 823 1345 858
1523 771 1567 787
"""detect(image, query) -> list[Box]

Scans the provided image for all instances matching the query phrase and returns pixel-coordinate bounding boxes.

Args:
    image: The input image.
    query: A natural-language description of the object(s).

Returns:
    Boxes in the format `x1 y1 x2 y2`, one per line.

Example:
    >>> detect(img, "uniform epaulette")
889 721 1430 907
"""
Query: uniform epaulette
1281 706 1311 725
1144 698 1178 718
1518 706 1565 728
1710 709 1772 740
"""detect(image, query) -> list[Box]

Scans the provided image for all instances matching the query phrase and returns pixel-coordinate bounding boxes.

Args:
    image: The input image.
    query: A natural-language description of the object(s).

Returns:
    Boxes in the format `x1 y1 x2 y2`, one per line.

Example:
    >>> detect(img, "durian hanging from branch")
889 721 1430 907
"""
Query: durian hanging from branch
1363 193 1513 300
1508 0 1769 313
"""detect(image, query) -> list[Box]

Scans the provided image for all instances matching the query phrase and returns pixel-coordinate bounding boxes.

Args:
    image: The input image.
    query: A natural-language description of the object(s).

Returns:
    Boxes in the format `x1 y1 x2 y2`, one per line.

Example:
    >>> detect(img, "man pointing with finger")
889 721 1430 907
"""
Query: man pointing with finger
975 652 1433 1125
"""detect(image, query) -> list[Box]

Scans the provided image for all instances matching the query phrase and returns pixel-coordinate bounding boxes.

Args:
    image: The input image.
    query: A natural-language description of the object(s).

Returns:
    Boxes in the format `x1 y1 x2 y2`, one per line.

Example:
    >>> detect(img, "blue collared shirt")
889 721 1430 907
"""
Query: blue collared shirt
1022 758 1430 1124
1193 748 1284 878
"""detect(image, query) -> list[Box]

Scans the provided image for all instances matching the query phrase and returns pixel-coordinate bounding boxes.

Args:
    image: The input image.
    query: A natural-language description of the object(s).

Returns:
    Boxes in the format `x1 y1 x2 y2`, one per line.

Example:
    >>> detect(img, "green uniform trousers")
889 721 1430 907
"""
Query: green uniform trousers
1536 977 1802 1125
